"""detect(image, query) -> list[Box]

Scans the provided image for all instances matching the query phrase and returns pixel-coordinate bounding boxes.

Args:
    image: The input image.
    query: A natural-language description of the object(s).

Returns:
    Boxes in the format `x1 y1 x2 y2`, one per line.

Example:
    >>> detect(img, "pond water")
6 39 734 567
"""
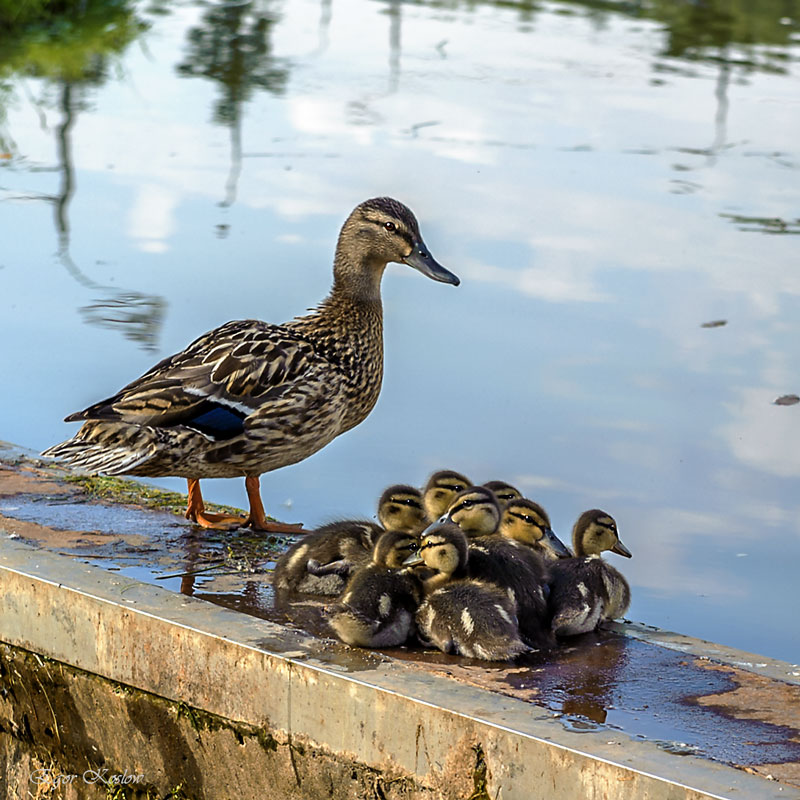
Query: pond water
2 0 799 663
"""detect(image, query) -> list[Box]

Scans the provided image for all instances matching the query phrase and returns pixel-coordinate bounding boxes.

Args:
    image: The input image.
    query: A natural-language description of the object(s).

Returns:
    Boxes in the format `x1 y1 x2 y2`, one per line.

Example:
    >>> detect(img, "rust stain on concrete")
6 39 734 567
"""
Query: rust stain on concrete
693 660 800 787
0 465 71 497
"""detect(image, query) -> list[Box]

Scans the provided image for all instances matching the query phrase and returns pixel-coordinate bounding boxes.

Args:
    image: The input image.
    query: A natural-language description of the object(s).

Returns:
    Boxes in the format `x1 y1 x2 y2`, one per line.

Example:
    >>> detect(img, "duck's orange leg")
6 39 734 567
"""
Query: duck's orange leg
243 475 304 533
184 478 248 529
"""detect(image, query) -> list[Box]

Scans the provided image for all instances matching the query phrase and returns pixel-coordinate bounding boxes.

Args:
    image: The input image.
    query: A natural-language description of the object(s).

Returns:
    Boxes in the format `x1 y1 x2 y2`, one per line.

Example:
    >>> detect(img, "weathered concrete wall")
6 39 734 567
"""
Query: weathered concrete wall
1 538 794 800
0 644 429 800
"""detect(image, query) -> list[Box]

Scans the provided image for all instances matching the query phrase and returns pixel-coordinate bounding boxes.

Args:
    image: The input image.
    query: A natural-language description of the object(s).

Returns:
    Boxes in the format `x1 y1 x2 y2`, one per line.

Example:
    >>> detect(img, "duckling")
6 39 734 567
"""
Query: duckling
428 488 555 648
43 198 459 532
499 498 572 560
436 486 500 538
376 484 427 536
482 480 522 507
406 525 528 661
329 530 422 648
549 509 632 637
273 484 423 595
422 470 471 521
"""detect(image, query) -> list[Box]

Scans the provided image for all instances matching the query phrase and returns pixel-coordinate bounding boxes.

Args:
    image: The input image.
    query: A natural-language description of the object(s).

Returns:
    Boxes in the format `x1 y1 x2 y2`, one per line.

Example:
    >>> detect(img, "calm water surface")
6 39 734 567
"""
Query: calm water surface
1 0 799 662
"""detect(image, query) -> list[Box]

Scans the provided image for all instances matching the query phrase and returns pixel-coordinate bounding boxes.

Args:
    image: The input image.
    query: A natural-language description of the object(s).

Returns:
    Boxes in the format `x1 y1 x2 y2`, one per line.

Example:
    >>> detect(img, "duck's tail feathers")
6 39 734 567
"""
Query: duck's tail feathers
41 438 154 476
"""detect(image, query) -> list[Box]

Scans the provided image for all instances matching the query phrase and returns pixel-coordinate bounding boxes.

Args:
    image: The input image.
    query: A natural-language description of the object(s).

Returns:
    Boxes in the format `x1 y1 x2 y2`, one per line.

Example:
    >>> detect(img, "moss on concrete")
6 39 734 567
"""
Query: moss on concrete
62 474 245 518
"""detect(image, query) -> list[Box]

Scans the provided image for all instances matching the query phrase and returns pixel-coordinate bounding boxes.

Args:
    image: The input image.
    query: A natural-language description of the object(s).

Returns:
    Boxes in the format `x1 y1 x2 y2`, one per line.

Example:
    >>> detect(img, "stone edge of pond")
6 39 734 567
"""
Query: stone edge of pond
1 536 795 800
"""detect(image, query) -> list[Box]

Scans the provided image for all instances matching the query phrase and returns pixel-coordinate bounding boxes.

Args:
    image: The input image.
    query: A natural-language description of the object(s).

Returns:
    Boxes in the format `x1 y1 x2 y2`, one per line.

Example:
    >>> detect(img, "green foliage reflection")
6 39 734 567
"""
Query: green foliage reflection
0 0 146 84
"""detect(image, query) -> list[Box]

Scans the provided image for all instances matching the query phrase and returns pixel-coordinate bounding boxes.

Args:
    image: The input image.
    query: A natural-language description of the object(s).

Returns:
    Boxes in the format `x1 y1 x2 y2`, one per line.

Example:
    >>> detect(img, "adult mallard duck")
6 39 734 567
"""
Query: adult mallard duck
43 198 459 531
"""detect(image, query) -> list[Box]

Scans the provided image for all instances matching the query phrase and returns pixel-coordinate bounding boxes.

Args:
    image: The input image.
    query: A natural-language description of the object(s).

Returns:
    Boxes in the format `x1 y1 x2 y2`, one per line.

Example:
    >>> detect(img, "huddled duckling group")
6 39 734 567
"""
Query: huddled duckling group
273 470 633 661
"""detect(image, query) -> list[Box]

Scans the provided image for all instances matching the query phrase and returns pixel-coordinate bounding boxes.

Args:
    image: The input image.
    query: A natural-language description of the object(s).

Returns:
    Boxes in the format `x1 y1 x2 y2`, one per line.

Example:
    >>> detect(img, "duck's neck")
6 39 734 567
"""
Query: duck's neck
572 536 601 558
288 258 385 432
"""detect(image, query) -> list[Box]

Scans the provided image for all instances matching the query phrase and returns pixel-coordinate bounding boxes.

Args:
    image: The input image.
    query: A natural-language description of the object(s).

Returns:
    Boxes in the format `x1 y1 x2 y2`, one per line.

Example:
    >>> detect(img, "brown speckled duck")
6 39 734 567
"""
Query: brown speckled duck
42 199 459 531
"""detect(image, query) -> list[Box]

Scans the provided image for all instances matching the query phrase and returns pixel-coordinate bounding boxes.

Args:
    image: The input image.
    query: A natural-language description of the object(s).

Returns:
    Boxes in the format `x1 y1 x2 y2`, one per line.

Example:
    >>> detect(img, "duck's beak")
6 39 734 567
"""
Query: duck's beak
544 528 572 558
418 513 450 539
612 538 632 558
403 239 460 286
402 550 424 566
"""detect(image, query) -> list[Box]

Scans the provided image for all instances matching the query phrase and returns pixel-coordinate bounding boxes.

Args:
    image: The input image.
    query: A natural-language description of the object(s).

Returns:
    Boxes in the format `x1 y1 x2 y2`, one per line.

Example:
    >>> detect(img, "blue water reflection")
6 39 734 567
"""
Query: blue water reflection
1 0 799 661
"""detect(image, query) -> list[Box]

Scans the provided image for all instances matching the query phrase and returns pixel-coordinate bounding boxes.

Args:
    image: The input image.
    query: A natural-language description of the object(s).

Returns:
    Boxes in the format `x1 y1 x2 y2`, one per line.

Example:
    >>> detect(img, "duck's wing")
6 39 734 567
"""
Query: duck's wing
65 320 334 436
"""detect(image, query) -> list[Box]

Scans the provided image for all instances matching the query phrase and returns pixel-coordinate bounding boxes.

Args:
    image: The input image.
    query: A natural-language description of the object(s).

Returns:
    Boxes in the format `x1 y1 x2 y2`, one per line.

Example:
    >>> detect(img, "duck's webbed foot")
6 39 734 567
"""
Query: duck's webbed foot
185 478 248 530
244 475 304 533
187 509 249 530
307 558 351 577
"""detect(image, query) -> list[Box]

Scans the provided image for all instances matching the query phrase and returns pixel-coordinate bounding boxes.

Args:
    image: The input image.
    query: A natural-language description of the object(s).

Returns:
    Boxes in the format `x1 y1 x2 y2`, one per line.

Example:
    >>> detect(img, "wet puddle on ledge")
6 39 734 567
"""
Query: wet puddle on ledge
1 480 799 784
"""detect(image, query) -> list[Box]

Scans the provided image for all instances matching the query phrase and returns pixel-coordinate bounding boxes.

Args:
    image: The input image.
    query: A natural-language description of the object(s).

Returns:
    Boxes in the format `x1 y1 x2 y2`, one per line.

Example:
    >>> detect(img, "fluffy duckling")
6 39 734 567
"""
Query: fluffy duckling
406 525 528 661
549 509 632 637
329 530 422 648
437 486 501 538
273 484 423 595
499 498 572 560
429 488 555 648
376 484 427 536
422 470 471 521
482 480 522 506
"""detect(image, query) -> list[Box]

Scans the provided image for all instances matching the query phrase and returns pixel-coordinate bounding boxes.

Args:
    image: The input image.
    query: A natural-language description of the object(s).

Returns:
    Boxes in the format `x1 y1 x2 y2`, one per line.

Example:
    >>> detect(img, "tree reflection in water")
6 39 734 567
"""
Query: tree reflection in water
176 0 289 209
0 0 167 351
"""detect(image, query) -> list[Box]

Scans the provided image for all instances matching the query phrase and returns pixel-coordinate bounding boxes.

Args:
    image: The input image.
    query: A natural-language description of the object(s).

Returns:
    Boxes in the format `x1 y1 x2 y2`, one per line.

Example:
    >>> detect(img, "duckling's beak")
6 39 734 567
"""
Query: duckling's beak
612 539 632 558
403 239 460 286
418 513 450 539
544 528 572 558
402 550 424 566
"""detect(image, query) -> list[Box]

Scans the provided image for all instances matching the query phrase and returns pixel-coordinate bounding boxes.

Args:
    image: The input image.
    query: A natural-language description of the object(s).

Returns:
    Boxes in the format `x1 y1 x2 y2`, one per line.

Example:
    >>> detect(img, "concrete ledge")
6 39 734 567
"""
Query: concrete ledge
1 539 795 800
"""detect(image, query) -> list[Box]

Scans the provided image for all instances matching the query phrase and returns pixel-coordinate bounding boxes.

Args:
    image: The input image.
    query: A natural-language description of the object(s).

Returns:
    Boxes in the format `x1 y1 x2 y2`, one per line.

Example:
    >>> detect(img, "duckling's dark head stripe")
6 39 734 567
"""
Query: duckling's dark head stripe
379 484 423 508
507 511 539 525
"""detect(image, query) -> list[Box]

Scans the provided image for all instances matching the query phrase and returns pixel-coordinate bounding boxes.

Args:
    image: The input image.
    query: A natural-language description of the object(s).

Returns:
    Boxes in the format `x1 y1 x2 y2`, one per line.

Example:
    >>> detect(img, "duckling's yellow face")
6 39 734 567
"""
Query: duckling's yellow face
574 510 632 558
378 487 427 535
445 488 500 538
500 503 550 546
417 534 463 577
423 471 471 520
501 500 572 559
483 481 523 507
373 531 419 569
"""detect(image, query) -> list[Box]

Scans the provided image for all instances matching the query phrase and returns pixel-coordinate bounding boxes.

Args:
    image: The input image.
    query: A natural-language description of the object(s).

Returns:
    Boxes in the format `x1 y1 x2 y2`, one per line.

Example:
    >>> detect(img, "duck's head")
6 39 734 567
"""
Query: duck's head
434 486 500 538
482 480 523 507
372 529 420 569
377 484 427 535
334 198 459 298
572 510 632 559
422 469 472 521
500 499 572 559
403 523 468 583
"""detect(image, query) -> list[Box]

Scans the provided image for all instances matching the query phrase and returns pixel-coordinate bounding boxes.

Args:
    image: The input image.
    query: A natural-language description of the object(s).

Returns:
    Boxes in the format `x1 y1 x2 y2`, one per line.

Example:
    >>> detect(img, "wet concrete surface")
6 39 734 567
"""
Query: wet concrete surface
1 443 799 791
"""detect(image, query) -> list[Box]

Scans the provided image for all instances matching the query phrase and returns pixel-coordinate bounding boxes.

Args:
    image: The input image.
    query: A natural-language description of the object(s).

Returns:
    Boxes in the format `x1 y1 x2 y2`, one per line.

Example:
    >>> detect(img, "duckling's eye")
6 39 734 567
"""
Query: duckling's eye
384 221 396 232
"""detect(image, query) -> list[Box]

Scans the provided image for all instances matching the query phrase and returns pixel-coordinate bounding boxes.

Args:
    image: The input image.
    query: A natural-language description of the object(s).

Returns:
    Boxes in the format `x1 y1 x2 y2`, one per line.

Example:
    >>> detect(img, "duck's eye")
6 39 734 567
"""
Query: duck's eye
384 221 396 232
